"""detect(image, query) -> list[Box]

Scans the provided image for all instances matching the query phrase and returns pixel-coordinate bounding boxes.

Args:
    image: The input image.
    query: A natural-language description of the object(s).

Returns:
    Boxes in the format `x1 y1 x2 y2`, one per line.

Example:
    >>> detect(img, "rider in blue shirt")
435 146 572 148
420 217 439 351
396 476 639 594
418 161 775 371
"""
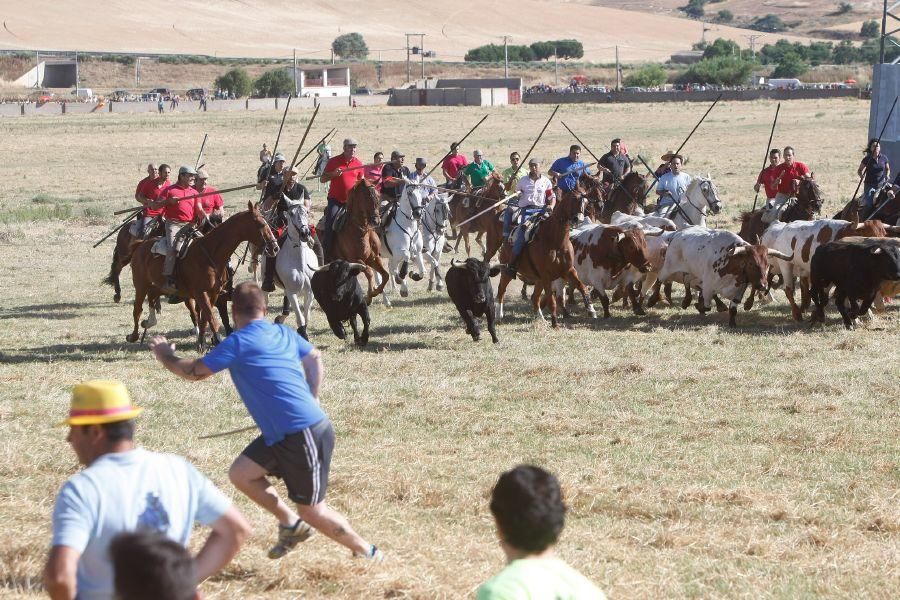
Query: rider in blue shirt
549 145 592 193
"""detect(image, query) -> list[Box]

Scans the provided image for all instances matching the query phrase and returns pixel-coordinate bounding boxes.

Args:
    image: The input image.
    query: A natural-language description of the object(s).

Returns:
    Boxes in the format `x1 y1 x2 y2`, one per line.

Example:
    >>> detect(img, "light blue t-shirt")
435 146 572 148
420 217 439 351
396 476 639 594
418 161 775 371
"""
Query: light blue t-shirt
550 157 592 192
51 448 231 600
201 319 325 446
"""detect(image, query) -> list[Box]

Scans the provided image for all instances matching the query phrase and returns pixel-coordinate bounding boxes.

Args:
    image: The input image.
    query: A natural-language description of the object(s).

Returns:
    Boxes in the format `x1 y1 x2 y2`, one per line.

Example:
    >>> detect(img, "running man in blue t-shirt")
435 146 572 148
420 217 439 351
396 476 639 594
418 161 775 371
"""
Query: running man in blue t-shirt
149 282 382 562
549 144 593 193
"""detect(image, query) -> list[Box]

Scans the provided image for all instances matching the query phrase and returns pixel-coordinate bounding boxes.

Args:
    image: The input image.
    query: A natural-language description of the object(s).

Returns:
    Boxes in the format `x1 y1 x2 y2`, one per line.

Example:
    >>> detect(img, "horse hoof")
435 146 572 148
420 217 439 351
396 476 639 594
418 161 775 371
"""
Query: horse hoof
113 294 121 303
400 288 408 298
436 283 444 292
410 272 423 282
275 315 286 324
126 333 138 343
427 282 434 292
297 326 308 340
192 326 200 336
140 319 149 328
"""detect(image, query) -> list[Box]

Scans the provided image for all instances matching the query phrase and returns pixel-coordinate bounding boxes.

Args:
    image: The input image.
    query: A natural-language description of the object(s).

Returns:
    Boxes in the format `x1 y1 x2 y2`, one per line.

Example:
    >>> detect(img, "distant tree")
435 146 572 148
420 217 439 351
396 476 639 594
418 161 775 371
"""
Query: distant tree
332 33 368 60
530 41 555 61
553 39 584 60
837 2 853 14
465 43 535 62
772 53 808 78
751 14 786 33
702 38 740 59
682 56 754 85
214 68 252 98
807 41 834 65
254 68 294 97
832 39 859 64
716 9 733 23
624 64 668 88
682 0 706 18
861 20 880 39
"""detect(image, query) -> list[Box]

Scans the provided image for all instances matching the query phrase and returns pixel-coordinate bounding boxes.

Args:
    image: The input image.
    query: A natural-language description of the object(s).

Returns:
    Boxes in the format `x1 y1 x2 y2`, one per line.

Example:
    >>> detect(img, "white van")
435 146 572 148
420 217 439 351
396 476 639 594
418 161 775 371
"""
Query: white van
72 88 94 100
767 78 801 90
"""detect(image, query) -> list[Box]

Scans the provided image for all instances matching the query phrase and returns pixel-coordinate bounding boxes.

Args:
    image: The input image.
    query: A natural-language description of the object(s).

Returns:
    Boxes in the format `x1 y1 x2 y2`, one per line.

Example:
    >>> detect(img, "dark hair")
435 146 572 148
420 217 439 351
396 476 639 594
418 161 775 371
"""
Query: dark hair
158 163 171 173
510 152 520 159
232 282 267 317
769 148 781 156
783 146 795 154
866 138 879 153
611 138 621 144
111 531 196 600
569 144 581 153
99 419 135 443
489 465 566 554
374 152 383 160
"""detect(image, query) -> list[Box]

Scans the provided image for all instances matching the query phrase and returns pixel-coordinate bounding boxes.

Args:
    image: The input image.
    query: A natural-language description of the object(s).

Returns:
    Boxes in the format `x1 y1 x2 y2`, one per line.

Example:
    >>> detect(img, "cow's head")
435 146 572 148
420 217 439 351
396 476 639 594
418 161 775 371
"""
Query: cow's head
316 260 368 295
614 227 653 273
839 217 887 239
870 244 900 280
727 244 793 290
451 258 501 304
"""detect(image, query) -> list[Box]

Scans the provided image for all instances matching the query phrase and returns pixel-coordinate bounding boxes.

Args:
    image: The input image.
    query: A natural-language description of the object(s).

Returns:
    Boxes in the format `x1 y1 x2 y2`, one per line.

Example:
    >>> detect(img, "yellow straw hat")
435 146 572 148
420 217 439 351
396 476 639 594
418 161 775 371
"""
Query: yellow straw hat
61 380 144 426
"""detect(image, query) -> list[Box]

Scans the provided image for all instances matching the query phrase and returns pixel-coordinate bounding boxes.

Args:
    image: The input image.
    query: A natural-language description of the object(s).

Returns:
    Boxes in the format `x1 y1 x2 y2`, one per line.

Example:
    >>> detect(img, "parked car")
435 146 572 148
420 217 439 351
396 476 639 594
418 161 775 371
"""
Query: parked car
354 87 374 95
186 87 207 100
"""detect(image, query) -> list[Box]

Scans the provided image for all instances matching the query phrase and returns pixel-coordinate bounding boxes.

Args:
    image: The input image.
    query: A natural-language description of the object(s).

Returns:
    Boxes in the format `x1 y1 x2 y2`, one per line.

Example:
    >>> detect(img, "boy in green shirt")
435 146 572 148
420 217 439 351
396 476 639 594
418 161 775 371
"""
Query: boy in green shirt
478 465 606 600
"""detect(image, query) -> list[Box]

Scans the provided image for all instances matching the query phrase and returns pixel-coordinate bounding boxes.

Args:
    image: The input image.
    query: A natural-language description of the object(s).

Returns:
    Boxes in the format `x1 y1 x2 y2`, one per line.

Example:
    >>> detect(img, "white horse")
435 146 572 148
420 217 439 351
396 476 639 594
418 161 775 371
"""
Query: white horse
264 202 319 339
378 183 426 307
653 176 722 229
420 191 451 292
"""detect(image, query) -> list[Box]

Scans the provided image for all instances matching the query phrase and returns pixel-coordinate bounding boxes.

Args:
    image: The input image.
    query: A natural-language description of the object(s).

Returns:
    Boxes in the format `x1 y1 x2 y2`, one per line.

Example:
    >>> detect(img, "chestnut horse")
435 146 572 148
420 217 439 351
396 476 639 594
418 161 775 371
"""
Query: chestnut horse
127 202 278 350
599 171 651 223
450 175 506 257
332 178 391 302
103 216 163 303
495 185 597 327
739 177 824 243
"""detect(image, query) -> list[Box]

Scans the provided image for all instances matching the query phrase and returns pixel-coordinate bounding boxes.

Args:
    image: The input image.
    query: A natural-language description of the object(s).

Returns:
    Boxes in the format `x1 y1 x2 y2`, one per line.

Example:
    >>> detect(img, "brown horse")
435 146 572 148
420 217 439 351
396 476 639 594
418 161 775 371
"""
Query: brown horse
599 171 652 223
739 177 824 243
450 175 506 257
835 186 900 225
495 185 596 327
332 178 391 302
127 202 278 350
103 216 163 303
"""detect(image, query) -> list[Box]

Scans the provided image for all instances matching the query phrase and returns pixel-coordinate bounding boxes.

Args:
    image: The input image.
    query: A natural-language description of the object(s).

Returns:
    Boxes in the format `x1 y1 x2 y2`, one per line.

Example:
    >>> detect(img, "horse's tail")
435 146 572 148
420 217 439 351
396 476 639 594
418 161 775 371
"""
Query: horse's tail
103 247 120 287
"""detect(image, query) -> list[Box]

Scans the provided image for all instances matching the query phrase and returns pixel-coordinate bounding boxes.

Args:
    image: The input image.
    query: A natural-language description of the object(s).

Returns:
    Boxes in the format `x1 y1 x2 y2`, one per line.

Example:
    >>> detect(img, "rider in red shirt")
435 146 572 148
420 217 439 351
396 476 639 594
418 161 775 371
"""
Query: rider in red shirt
764 146 810 223
319 138 364 259
193 169 224 225
149 166 200 292
135 164 170 237
754 148 782 206
441 142 468 185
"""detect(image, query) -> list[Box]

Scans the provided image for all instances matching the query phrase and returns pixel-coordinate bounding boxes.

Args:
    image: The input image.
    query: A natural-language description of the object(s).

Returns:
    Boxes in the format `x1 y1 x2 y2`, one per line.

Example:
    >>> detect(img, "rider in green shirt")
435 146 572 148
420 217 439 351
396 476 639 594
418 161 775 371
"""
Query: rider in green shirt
501 151 528 191
463 149 498 188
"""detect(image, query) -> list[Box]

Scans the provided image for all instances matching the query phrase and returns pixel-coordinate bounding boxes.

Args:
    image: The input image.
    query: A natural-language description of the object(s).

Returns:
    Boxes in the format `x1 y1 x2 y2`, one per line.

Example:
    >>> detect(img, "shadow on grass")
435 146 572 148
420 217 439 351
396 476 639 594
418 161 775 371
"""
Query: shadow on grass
0 302 89 321
0 340 142 363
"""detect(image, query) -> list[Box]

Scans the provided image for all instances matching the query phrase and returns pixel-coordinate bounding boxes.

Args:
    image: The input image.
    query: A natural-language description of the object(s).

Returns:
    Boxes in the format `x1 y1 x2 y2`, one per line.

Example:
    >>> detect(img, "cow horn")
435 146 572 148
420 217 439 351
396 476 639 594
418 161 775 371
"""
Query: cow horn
730 245 749 256
855 221 866 230
450 258 460 268
766 249 793 261
644 227 664 237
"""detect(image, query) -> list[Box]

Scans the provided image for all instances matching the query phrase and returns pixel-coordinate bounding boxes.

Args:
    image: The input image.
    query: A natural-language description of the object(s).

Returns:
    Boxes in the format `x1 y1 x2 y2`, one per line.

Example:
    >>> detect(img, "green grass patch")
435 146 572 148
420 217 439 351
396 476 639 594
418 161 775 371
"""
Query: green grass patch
0 204 72 223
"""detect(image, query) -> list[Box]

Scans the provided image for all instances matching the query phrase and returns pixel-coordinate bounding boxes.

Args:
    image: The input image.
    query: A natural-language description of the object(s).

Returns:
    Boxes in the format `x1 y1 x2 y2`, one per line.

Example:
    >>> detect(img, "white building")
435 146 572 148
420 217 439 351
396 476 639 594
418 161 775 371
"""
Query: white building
297 65 351 97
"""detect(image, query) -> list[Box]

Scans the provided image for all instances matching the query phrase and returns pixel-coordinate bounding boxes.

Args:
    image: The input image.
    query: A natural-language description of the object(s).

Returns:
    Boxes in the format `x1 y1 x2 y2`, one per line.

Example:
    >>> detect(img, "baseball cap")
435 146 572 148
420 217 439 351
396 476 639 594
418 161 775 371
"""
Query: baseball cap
390 150 405 160
178 165 197 176
343 138 358 147
415 157 426 166
273 153 286 162
61 380 143 426
196 169 209 180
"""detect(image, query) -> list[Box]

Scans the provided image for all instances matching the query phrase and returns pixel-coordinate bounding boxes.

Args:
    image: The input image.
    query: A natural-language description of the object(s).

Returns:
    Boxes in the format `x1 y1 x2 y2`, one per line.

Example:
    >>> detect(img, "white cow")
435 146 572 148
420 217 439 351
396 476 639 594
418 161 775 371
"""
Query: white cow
761 218 886 320
658 227 792 326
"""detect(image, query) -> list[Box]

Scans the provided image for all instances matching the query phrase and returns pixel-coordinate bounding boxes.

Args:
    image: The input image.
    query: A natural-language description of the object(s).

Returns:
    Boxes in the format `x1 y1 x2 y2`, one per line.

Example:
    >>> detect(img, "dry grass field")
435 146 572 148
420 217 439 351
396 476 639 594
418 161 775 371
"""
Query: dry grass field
0 99 898 599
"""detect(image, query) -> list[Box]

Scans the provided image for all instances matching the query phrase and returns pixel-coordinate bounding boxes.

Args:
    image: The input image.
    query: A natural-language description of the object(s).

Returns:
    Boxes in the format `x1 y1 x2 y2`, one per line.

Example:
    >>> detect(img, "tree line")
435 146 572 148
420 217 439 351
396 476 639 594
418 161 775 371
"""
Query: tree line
464 40 584 62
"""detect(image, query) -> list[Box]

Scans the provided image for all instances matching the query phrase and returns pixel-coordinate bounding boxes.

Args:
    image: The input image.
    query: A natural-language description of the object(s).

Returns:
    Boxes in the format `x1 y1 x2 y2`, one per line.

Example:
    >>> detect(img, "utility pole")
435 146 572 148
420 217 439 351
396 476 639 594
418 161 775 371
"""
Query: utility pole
405 33 425 84
615 45 620 91
406 34 411 83
75 50 80 95
554 45 559 87
420 34 426 79
293 48 298 97
742 34 763 59
502 35 510 78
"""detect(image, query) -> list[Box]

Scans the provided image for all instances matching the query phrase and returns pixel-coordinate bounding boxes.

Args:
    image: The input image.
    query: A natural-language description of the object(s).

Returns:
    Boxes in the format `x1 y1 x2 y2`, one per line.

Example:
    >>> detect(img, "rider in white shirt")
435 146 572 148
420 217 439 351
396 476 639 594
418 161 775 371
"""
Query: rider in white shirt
503 158 556 276
654 154 692 215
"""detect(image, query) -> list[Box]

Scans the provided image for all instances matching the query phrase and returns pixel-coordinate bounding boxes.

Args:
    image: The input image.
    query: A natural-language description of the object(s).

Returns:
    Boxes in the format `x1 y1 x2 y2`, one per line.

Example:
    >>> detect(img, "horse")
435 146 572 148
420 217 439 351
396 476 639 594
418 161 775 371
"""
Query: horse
263 202 319 339
739 177 824 244
835 185 900 225
599 171 652 223
331 178 391 303
103 216 163 303
653 176 723 229
450 175 507 259
420 191 451 292
379 183 426 307
495 184 597 327
127 202 278 351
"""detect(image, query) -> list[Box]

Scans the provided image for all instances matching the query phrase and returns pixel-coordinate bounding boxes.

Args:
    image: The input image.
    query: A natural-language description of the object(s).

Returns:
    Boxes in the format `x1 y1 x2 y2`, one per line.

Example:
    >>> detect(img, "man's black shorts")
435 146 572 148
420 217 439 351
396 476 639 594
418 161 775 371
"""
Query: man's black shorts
242 418 334 505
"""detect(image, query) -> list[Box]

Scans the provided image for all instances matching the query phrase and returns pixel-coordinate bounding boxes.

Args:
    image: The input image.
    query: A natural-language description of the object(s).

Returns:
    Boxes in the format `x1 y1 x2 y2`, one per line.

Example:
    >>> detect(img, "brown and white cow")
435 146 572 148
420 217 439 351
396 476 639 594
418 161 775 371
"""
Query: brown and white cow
761 218 887 320
658 227 792 326
557 223 657 318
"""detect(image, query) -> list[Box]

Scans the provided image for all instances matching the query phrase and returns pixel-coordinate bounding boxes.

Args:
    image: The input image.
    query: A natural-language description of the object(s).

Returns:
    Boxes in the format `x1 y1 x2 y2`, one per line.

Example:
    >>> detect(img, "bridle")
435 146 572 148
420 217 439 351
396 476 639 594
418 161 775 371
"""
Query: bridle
670 178 720 226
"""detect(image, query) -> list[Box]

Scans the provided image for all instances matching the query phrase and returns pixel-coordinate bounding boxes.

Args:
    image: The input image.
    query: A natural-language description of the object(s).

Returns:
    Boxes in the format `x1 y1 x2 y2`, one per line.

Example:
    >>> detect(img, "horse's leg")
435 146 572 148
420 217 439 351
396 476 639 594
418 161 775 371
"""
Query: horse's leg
566 269 597 319
127 284 146 343
530 282 546 321
287 292 308 339
196 292 220 351
370 256 391 298
216 294 232 335
495 272 512 320
475 231 486 255
362 266 377 305
381 260 394 308
302 286 314 336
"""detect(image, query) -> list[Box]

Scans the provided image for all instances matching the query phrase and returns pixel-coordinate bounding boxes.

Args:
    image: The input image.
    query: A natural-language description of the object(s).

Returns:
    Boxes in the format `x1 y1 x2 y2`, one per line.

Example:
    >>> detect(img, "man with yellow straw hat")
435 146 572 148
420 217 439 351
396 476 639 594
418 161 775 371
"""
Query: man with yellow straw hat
43 380 250 600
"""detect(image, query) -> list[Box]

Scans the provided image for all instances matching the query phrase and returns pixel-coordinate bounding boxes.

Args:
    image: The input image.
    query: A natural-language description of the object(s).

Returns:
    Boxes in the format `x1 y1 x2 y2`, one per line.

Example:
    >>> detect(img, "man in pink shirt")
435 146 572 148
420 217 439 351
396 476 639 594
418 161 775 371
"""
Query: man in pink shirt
442 142 468 186
363 152 384 192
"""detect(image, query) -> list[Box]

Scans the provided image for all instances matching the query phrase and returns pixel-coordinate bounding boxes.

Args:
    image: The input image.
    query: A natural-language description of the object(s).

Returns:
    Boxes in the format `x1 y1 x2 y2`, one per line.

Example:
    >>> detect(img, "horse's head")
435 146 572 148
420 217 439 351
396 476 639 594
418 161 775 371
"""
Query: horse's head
625 171 651 199
348 178 381 227
797 175 823 214
691 175 722 215
286 202 311 241
483 175 506 199
560 187 588 226
402 184 425 220
429 193 451 232
247 201 279 256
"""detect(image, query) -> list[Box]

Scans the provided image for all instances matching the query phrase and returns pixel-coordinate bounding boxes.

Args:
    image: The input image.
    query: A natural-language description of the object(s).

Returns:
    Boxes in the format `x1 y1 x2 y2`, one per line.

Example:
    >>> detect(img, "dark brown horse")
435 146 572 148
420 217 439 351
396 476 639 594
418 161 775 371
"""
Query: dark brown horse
332 178 391 302
599 171 652 223
449 175 506 257
103 216 163 303
739 176 824 243
835 186 900 225
128 202 278 350
495 185 596 327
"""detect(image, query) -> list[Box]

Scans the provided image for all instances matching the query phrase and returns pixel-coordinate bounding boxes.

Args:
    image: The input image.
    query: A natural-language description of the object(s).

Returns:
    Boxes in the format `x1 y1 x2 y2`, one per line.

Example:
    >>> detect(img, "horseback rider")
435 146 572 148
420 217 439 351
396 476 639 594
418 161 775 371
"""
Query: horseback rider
134 164 170 238
765 146 810 222
410 157 437 200
501 152 528 191
598 138 632 185
259 143 272 165
363 151 385 193
257 152 286 192
755 148 782 207
442 142 468 187
261 166 323 292
380 150 411 216
549 145 592 195
462 149 498 192
193 169 224 227
319 138 364 261
148 165 203 294
654 153 692 215
502 158 556 277
858 138 890 218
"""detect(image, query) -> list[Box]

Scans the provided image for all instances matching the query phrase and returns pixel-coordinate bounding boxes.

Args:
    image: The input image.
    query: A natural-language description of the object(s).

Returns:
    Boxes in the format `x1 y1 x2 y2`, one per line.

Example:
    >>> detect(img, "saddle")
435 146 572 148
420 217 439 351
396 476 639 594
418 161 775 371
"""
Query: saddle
507 209 548 245
462 186 486 209
151 225 202 260
316 207 348 235
380 201 398 232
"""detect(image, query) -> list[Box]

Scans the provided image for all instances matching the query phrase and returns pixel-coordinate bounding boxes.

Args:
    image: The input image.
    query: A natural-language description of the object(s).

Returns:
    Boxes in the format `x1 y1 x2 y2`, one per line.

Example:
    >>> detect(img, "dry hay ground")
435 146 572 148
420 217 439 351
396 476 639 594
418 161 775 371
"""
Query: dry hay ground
0 100 898 599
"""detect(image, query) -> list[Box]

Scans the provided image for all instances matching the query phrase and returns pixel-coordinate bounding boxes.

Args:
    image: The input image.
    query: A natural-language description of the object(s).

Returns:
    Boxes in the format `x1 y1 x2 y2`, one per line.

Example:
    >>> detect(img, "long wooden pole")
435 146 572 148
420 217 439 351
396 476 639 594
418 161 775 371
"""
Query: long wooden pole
195 133 208 170
508 105 560 189
112 183 258 214
426 114 489 178
751 102 781 212
288 104 320 169
673 93 722 157
257 95 293 204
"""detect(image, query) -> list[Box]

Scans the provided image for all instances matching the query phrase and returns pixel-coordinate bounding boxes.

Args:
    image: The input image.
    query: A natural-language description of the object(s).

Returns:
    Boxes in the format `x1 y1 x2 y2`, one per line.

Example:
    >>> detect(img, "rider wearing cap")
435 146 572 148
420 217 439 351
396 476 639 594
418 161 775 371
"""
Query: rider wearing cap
134 164 170 238
262 167 321 292
549 145 592 194
409 158 437 201
654 153 692 215
193 169 224 226
463 149 498 189
148 165 203 293
503 158 556 277
320 138 364 259
381 150 412 203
